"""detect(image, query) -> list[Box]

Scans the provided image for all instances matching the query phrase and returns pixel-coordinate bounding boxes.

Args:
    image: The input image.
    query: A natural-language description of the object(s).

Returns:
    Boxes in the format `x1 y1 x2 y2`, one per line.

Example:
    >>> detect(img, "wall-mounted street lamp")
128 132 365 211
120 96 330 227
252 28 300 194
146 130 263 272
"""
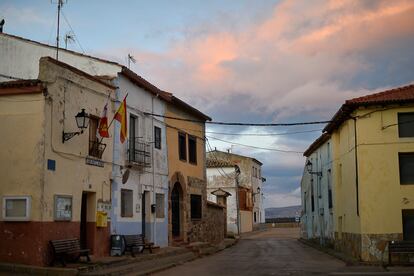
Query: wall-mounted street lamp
306 160 322 177
62 109 90 143
252 187 261 196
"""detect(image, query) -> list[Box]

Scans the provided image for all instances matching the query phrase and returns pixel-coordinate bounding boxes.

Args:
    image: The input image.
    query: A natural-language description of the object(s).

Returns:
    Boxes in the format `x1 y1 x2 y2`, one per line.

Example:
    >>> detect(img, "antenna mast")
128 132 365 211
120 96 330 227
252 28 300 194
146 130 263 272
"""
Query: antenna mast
127 54 136 69
55 0 65 60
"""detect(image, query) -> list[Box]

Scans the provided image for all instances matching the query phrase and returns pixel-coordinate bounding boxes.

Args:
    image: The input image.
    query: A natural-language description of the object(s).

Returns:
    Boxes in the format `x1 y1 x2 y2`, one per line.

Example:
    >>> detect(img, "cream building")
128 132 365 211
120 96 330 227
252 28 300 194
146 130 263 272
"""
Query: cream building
0 57 115 266
302 84 414 263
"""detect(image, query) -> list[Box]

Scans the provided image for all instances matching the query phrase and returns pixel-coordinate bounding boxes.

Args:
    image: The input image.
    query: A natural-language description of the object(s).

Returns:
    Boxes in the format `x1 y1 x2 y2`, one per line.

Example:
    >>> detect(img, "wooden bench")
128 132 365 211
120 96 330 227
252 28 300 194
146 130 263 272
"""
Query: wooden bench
123 234 154 256
50 238 90 266
388 240 414 265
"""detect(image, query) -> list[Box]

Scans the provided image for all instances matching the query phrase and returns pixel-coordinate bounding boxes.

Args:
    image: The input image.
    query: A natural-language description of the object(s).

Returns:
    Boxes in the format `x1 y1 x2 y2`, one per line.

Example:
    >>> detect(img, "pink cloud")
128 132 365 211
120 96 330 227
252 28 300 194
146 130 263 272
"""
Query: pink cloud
101 0 414 120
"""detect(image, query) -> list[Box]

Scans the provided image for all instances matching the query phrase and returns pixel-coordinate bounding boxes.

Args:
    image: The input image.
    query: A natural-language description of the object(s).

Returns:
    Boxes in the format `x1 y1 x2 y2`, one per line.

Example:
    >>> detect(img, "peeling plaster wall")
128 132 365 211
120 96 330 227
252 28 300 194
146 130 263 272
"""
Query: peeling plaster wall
207 167 239 234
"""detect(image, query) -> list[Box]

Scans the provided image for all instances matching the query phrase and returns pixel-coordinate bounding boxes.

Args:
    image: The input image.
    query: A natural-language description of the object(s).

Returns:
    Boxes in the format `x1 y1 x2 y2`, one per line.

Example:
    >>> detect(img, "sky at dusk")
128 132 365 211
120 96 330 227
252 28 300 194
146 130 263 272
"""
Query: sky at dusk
2 0 414 208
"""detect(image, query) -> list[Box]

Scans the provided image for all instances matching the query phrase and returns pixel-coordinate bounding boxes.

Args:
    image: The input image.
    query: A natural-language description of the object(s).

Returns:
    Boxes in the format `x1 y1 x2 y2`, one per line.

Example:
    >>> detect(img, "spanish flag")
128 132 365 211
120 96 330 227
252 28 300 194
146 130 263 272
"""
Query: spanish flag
114 95 127 143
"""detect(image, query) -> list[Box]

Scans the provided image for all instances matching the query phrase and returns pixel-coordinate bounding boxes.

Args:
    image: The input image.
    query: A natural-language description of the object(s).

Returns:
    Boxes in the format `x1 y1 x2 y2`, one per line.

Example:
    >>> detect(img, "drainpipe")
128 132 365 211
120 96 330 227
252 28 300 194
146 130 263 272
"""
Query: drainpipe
152 95 156 244
235 165 241 235
352 117 359 216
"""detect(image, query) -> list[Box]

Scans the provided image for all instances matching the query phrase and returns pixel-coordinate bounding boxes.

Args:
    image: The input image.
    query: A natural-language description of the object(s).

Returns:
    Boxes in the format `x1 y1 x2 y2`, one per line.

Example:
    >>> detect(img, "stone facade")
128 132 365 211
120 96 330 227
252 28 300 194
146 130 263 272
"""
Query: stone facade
334 232 403 263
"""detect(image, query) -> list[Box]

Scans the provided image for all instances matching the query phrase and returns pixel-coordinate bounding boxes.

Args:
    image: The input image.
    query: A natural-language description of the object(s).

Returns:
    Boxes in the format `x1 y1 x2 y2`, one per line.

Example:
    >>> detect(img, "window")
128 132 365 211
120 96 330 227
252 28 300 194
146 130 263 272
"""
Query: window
402 210 414 241
178 132 186 161
398 113 414 137
154 126 161 149
156 193 165 218
254 212 257 223
311 181 315 212
129 115 137 161
188 135 197 164
190 194 202 219
399 153 414 184
121 189 133 217
2 196 31 221
89 117 100 158
328 169 333 209
54 195 72 221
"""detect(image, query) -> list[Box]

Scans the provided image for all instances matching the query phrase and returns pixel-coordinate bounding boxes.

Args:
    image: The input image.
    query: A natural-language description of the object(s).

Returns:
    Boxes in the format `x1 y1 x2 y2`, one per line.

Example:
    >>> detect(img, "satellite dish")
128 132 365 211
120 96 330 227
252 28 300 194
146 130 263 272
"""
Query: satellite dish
122 169 130 184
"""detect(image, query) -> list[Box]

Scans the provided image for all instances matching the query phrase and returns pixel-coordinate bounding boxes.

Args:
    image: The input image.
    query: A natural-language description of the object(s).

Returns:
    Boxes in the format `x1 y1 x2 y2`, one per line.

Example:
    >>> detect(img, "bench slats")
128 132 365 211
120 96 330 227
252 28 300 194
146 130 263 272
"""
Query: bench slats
50 238 90 266
388 240 414 266
123 234 154 256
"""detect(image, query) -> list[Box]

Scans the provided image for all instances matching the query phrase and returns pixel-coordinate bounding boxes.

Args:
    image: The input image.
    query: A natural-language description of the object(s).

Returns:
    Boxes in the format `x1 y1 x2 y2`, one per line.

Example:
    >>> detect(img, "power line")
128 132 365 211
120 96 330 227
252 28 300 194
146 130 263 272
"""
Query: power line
169 125 323 136
206 135 304 154
144 112 331 126
206 138 235 179
206 129 323 136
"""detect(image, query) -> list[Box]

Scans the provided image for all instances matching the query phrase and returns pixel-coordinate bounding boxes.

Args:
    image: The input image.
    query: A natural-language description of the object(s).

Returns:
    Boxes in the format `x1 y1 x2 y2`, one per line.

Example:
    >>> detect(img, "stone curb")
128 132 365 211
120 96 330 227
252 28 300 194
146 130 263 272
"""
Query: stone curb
0 262 78 276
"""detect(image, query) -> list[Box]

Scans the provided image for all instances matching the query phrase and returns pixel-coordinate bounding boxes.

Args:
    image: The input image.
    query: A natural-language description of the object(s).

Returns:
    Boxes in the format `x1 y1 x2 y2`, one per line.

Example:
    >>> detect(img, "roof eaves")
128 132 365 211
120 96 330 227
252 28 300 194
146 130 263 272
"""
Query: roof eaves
303 133 331 157
171 96 212 121
0 79 44 96
43 57 116 90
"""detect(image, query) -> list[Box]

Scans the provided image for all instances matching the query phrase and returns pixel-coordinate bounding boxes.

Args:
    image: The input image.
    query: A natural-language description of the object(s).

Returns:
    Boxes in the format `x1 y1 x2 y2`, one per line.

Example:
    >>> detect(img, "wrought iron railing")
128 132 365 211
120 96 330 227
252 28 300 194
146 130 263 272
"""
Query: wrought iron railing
128 138 151 167
89 140 107 159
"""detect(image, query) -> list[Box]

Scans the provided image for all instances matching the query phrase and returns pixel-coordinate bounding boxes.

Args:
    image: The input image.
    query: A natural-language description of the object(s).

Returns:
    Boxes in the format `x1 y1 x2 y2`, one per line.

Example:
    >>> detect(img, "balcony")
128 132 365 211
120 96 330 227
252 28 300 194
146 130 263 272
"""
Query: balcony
127 138 151 167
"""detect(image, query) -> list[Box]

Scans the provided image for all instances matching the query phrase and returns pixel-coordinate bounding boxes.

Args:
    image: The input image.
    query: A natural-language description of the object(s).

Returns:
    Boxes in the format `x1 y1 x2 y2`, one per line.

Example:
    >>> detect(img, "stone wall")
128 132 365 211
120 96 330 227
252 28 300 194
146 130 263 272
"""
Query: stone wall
186 177 226 245
204 202 226 244
334 232 403 263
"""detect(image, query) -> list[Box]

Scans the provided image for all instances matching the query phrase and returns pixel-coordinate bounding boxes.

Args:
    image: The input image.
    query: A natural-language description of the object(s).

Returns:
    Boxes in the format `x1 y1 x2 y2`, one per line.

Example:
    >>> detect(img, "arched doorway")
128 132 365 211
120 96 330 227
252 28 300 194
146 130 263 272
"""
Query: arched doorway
171 182 181 237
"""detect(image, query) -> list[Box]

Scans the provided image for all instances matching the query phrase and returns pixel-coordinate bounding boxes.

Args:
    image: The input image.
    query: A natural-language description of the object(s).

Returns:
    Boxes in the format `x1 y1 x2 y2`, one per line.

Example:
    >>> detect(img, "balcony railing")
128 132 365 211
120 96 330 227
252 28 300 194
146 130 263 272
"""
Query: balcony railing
128 138 151 167
89 140 107 159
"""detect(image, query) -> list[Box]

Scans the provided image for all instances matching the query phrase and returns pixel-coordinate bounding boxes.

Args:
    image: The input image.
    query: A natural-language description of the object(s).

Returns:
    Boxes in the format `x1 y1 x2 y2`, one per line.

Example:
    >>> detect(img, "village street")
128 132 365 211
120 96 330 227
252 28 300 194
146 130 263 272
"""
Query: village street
154 228 410 276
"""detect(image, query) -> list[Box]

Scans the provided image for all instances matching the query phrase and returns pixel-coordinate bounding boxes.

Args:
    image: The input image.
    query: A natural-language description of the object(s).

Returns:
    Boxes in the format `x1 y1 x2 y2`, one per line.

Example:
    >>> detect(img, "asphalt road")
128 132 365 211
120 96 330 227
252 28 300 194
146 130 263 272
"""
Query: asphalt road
154 228 403 276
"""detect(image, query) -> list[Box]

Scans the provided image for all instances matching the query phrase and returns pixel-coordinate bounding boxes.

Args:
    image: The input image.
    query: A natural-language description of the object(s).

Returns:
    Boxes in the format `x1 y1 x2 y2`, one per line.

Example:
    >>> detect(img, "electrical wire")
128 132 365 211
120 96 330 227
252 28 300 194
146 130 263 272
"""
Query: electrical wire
206 135 304 154
205 138 235 179
206 129 323 136
144 112 331 126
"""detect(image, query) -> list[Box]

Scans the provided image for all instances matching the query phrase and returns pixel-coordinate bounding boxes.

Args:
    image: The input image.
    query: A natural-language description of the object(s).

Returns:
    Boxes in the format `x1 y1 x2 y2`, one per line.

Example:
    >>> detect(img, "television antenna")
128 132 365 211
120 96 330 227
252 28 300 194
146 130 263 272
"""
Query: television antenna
127 54 136 69
51 0 67 60
64 32 75 49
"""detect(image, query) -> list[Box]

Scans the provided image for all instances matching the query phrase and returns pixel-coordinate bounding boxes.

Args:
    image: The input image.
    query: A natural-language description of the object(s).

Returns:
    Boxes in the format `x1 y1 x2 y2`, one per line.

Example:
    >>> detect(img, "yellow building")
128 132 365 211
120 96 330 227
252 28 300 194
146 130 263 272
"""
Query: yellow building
0 57 115 266
323 84 414 262
160 92 213 244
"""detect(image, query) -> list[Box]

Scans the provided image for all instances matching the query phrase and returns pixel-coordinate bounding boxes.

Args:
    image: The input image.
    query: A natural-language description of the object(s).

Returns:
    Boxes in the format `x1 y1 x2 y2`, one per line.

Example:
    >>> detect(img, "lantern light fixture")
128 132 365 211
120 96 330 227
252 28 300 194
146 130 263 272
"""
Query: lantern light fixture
62 109 90 143
306 160 322 177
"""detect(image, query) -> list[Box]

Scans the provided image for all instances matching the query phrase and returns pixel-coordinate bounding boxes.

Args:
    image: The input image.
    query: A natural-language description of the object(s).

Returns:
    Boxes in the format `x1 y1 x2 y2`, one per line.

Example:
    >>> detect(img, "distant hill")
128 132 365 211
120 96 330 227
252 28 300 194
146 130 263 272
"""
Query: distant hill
265 205 301 219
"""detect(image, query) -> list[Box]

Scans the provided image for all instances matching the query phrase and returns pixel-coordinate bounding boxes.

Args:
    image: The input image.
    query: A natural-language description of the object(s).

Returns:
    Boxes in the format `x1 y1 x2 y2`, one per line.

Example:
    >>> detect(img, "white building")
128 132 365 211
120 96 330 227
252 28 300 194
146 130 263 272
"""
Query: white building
206 150 265 234
301 133 334 245
206 159 240 234
0 32 169 246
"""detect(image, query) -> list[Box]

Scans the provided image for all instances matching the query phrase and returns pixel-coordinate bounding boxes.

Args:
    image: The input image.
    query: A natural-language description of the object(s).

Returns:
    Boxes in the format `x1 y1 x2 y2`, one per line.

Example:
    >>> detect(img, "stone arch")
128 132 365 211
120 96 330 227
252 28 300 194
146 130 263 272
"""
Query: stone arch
168 171 187 244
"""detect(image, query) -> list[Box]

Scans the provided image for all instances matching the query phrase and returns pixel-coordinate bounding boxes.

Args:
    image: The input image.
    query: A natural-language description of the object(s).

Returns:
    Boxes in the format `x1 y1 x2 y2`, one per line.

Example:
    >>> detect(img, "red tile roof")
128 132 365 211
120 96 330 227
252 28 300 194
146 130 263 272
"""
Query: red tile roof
303 133 331 157
346 84 414 105
0 79 44 96
324 83 414 133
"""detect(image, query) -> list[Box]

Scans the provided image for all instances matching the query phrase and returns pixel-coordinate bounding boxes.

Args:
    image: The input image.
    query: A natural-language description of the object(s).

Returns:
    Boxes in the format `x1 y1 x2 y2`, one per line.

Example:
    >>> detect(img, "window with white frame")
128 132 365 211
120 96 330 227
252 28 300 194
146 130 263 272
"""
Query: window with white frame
2 196 31 221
